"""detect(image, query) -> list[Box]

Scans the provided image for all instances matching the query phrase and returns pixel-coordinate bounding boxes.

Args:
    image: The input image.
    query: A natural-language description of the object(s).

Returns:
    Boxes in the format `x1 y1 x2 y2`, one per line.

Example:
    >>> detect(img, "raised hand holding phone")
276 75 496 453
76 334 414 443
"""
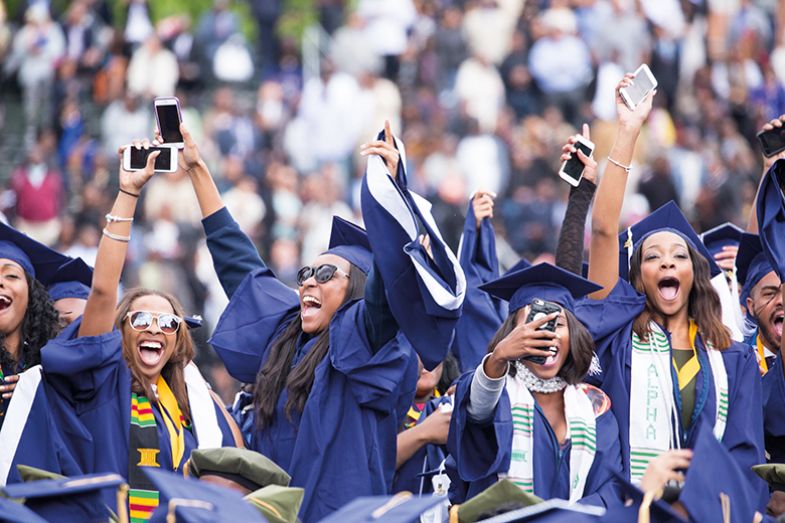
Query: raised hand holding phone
559 123 597 186
118 140 160 195
154 97 184 148
484 308 561 378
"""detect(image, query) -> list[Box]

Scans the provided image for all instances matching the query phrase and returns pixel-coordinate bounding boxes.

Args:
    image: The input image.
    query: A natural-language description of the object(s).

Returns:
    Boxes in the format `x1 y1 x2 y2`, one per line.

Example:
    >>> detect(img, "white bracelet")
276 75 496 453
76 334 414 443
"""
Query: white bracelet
607 156 631 174
102 228 131 243
105 213 134 223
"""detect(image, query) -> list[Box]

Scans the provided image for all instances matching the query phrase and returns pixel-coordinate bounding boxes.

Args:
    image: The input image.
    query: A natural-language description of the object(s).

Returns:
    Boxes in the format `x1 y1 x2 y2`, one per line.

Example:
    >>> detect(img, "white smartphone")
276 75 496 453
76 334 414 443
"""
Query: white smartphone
122 145 179 173
154 96 184 148
558 135 594 187
620 64 658 110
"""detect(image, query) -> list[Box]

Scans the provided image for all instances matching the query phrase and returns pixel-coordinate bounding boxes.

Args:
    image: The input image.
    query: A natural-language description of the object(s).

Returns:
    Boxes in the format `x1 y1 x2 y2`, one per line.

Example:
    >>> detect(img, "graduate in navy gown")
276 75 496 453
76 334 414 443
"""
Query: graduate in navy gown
580 73 767 507
46 257 93 326
448 263 623 508
38 142 240 521
175 120 465 521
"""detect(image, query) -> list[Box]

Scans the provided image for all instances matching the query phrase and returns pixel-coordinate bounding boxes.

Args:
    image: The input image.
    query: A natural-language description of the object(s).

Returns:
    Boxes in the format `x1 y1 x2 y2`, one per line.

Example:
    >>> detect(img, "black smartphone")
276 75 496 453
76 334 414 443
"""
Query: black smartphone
154 97 184 147
123 146 178 173
521 298 561 364
558 136 594 187
757 126 785 158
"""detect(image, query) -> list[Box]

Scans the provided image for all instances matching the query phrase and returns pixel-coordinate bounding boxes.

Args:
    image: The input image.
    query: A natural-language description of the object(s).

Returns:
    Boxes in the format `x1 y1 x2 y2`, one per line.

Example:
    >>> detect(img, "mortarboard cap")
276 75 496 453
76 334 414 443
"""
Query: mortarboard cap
474 499 603 522
502 259 532 277
753 464 785 491
480 262 602 313
318 492 445 523
323 216 373 275
16 464 65 483
47 258 93 301
454 479 543 523
700 222 744 257
2 472 125 523
617 201 721 280
603 472 686 523
144 468 267 523
0 222 71 282
184 314 204 329
0 497 48 523
756 161 785 282
735 233 776 304
186 447 291 492
244 485 304 523
679 424 760 523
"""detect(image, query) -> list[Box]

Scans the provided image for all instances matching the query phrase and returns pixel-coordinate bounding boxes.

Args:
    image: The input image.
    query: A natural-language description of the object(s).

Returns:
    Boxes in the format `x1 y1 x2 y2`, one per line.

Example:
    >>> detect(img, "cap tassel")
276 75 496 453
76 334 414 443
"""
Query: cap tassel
116 483 129 523
720 492 730 523
371 492 412 519
625 227 634 273
449 504 460 523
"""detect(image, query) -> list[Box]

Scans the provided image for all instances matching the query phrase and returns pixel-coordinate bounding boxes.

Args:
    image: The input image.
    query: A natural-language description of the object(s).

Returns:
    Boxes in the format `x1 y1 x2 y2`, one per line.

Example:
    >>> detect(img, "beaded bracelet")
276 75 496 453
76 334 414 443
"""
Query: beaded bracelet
105 213 134 224
102 228 131 243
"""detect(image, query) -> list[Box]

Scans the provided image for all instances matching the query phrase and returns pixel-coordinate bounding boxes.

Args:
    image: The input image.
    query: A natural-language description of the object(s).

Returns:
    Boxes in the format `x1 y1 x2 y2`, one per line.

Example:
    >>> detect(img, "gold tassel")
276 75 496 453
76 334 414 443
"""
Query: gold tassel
116 483 130 523
371 492 412 519
720 492 731 523
449 503 460 523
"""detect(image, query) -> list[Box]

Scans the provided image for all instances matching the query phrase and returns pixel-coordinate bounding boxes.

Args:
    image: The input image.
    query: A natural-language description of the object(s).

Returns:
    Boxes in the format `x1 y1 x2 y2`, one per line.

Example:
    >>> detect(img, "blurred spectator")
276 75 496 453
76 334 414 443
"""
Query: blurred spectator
456 118 508 196
143 169 203 226
330 12 379 77
6 4 65 145
100 93 151 156
123 0 153 51
299 166 353 263
462 0 516 65
8 138 64 245
269 237 300 287
222 176 266 238
319 0 346 35
127 34 179 98
250 0 282 73
194 0 241 76
61 0 104 74
454 53 504 133
433 6 466 92
356 0 416 80
638 154 680 211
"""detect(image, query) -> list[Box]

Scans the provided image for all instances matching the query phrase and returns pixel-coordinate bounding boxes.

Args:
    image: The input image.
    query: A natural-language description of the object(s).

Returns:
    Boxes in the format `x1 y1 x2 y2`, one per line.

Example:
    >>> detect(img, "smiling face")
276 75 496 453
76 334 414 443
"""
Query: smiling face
516 305 570 380
0 260 29 340
122 294 179 384
299 254 351 334
747 270 783 351
638 232 695 320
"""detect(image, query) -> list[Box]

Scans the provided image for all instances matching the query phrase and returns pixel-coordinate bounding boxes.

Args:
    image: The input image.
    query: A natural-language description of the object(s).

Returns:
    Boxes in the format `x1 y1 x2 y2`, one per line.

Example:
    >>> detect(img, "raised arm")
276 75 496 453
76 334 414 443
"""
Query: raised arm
78 142 159 337
588 75 654 299
748 114 785 234
555 124 598 275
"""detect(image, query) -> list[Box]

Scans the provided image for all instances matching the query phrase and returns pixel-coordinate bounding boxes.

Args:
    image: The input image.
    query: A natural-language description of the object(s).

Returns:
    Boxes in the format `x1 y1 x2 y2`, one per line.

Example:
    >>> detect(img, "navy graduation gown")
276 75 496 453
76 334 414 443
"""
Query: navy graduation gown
452 202 508 373
39 321 236 506
576 278 768 507
763 357 785 464
447 371 623 507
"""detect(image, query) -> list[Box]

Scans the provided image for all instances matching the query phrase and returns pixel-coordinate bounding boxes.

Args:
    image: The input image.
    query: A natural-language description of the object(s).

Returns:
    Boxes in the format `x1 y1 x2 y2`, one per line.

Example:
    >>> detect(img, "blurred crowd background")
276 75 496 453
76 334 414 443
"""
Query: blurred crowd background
0 0 782 400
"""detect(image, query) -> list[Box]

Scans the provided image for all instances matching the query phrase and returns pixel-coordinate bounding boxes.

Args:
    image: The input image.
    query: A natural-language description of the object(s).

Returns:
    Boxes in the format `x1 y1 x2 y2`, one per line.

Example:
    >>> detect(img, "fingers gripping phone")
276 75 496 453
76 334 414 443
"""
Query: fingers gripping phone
558 136 595 187
123 146 179 173
757 126 785 158
522 298 561 364
154 97 184 148
620 64 658 110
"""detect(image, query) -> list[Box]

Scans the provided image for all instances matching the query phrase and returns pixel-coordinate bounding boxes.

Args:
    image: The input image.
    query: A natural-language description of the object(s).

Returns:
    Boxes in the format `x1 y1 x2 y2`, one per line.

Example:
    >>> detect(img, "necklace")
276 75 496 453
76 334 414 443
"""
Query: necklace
513 361 567 393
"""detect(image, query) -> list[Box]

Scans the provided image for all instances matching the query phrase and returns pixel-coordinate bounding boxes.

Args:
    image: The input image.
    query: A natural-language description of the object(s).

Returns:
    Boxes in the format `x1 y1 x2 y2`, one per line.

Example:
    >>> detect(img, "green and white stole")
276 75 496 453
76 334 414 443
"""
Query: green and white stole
500 373 597 504
628 321 728 483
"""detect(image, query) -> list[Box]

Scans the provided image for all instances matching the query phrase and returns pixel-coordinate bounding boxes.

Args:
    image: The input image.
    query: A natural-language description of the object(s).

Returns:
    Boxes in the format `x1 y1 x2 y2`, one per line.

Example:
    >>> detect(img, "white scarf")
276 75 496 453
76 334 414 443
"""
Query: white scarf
628 322 728 483
501 371 597 504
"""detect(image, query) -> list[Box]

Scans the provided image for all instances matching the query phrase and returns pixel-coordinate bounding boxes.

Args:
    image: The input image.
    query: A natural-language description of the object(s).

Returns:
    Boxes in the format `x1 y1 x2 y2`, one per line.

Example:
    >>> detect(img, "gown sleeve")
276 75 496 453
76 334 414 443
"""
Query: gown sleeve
452 202 507 372
360 132 466 370
578 409 623 508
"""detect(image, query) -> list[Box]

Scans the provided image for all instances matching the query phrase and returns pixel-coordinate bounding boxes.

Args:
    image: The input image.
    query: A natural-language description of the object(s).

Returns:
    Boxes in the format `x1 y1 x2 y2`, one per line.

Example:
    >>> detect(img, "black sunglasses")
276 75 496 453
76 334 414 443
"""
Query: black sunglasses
296 264 350 286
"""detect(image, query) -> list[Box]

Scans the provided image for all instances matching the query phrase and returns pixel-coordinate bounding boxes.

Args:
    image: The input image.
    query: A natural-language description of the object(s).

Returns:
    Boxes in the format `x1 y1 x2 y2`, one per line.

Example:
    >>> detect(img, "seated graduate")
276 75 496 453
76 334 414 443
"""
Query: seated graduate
447 262 622 508
37 142 241 520
172 120 465 521
737 233 780 374
581 73 766 506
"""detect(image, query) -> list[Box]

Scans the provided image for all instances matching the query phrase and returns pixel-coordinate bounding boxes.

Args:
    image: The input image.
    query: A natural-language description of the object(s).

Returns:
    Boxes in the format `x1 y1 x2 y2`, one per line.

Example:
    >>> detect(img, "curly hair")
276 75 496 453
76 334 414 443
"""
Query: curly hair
115 288 196 421
0 273 61 371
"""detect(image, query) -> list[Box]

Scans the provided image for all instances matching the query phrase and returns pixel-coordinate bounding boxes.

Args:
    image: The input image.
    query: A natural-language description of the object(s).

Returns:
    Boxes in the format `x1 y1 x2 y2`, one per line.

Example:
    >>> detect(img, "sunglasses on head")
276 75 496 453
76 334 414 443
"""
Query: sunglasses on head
126 311 183 335
296 264 350 286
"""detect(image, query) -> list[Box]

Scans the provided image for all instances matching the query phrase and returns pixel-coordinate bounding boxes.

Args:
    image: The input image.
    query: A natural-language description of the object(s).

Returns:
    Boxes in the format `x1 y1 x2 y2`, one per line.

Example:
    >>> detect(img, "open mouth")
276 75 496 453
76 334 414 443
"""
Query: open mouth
657 277 680 302
0 295 12 312
541 347 559 367
773 312 784 339
301 295 322 319
138 340 164 367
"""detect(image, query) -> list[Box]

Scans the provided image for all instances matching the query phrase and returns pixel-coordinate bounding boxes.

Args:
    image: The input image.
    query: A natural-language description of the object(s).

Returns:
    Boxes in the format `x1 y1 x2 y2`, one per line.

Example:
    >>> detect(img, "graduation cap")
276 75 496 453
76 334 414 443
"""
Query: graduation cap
617 201 721 280
453 479 543 523
679 424 761 523
700 222 744 257
144 468 267 523
753 464 785 491
0 222 70 284
480 262 602 313
318 492 445 523
0 497 48 523
184 314 204 329
244 484 304 523
756 160 785 282
47 257 93 302
1 472 126 523
502 259 532 277
185 447 291 492
603 471 686 523
16 464 65 483
735 233 776 304
473 499 604 522
323 216 373 275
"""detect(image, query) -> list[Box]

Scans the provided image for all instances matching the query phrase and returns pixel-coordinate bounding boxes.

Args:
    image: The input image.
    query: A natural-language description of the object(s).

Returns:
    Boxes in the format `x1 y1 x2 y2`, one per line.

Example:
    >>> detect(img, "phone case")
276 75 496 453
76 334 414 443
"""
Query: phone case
154 97 183 146
558 137 594 187
521 299 561 364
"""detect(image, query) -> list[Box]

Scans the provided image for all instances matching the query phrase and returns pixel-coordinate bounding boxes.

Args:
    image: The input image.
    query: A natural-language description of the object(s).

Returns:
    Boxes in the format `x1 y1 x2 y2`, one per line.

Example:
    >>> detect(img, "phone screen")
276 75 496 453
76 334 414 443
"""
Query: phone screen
625 69 656 106
758 127 785 157
156 104 183 143
129 147 172 170
562 141 593 181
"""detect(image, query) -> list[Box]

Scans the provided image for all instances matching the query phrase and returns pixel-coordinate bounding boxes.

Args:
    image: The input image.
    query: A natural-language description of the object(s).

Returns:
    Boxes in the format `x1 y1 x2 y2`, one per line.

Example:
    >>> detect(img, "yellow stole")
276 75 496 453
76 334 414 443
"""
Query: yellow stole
156 376 185 470
756 335 769 375
672 320 700 391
